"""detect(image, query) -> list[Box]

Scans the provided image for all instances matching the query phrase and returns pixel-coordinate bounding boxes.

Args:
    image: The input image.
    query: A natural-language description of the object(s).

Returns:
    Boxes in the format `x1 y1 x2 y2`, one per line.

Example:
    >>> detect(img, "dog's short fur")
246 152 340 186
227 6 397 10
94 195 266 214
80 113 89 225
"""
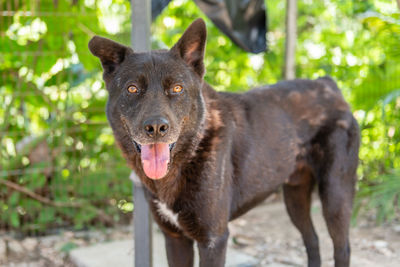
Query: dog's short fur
89 19 359 267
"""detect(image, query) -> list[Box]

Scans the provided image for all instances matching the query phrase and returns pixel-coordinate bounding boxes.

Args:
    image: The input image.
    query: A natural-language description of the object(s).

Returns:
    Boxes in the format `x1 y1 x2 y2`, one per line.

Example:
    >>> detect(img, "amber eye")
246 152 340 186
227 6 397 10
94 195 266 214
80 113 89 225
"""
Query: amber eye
127 85 138 94
172 85 183 94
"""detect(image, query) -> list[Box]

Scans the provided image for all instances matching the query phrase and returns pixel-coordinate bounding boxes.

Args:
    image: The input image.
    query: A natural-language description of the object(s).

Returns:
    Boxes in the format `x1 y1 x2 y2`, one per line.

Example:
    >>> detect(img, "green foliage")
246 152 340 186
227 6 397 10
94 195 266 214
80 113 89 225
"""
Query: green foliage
0 0 399 234
355 169 400 223
0 0 133 234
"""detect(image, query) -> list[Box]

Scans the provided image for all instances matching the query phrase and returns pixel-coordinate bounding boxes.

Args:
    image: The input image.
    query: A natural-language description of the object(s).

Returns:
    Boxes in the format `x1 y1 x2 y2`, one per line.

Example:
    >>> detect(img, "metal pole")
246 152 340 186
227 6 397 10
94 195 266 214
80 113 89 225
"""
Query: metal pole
130 1 152 267
284 0 297 80
131 172 152 267
131 0 151 51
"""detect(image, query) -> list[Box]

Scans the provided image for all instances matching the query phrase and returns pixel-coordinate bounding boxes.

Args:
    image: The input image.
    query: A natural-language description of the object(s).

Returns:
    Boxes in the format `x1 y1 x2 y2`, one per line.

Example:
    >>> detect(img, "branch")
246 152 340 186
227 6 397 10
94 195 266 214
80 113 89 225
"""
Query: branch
397 0 400 12
0 179 114 226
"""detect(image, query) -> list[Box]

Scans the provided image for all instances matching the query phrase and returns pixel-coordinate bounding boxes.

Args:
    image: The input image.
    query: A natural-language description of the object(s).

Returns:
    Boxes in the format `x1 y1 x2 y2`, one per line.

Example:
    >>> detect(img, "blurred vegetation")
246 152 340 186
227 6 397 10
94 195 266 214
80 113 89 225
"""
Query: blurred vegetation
0 0 399 234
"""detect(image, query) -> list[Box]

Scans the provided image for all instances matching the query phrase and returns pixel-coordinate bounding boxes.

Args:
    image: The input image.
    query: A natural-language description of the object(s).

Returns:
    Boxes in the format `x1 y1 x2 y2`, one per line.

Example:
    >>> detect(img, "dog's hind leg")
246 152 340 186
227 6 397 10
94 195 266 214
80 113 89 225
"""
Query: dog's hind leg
284 172 321 267
164 232 194 267
318 125 359 267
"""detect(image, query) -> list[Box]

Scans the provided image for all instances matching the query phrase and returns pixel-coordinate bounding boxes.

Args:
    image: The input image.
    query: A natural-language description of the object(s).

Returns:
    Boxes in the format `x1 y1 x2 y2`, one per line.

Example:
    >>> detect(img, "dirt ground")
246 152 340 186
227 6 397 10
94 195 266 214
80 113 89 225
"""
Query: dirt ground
1 194 399 266
229 194 400 266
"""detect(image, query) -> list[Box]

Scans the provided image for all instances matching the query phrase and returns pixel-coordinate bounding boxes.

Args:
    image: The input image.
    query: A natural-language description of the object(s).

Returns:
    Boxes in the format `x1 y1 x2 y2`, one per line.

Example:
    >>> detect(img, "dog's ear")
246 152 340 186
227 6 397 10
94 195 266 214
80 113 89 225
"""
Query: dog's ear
171 18 207 77
88 36 133 74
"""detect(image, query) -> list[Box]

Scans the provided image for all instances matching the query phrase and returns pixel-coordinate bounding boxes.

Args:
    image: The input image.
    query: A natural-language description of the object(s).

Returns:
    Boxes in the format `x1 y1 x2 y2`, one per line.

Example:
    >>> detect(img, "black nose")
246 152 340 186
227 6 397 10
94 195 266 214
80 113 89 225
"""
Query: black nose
143 117 169 138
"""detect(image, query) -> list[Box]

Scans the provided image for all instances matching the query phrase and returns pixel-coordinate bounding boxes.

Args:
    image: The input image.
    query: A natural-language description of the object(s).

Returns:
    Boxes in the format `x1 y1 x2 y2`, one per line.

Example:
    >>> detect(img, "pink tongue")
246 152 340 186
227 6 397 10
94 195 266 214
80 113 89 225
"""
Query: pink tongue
140 143 170 179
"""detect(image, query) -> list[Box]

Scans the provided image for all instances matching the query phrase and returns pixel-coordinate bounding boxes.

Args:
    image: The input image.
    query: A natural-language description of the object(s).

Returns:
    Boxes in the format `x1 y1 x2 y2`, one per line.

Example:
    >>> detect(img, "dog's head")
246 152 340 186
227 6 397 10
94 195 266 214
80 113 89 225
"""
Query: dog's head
89 19 207 180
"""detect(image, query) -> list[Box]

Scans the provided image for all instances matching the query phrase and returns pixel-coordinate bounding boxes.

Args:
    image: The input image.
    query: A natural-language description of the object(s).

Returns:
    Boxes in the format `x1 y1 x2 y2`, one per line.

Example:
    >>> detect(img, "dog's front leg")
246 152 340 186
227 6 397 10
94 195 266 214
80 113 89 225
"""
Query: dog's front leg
164 231 194 267
197 230 229 267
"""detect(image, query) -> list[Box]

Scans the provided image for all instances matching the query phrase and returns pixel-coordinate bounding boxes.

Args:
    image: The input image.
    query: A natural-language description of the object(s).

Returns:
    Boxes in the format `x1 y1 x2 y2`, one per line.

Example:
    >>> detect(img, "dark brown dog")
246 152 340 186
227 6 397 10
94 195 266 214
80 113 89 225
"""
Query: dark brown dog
88 18 359 267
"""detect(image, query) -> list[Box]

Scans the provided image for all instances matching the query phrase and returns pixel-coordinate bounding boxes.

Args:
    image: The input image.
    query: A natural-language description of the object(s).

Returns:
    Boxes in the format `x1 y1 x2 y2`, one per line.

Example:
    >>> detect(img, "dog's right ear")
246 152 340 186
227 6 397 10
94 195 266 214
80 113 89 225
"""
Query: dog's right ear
88 36 133 74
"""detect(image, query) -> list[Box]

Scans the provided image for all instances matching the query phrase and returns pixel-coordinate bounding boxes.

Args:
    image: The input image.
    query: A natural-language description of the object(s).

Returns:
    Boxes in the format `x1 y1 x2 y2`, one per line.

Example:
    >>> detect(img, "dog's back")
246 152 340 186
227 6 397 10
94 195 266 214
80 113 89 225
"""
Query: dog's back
206 77 359 223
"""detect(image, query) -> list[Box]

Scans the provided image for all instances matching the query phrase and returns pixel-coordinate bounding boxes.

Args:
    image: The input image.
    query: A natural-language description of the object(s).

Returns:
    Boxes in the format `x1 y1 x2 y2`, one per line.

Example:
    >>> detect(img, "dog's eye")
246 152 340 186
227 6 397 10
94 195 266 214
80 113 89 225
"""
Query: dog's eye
172 85 183 94
127 85 139 94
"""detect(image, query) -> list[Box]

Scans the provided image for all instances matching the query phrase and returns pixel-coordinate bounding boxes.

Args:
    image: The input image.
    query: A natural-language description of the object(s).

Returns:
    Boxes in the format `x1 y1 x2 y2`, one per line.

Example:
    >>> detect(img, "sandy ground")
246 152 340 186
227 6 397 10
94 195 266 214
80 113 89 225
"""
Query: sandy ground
1 195 399 266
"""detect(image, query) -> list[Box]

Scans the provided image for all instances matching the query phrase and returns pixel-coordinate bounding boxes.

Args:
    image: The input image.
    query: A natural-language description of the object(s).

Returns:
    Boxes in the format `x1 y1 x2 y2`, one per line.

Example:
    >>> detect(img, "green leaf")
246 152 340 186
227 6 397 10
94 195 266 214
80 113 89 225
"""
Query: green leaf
38 207 56 224
9 192 20 206
10 212 20 228
60 242 78 253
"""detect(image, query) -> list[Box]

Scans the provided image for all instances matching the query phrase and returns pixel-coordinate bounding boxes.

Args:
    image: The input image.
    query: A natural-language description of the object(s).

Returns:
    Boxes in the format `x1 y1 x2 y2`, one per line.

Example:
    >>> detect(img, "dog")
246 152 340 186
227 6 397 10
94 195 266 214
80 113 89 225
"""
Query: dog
88 18 359 267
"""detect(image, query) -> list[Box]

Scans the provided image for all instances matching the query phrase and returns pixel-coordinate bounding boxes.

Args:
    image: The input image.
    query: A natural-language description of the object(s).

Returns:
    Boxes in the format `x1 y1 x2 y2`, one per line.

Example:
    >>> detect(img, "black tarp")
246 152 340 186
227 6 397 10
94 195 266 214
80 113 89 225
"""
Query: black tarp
152 0 267 53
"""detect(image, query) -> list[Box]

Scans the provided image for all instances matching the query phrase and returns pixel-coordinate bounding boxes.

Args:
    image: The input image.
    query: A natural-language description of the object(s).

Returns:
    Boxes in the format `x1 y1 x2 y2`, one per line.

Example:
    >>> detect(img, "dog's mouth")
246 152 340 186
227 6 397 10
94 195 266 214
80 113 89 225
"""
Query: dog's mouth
133 141 176 180
133 141 176 154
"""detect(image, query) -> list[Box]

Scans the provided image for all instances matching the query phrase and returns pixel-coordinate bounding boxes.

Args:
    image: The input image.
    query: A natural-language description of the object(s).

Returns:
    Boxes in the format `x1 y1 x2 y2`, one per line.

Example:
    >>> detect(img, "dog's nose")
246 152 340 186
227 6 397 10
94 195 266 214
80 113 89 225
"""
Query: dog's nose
143 117 169 138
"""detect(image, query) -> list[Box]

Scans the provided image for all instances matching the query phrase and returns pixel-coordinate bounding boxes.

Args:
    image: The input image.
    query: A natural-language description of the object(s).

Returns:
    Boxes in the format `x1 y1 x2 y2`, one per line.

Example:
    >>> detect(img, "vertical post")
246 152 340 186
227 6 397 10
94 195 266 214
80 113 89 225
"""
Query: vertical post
130 1 152 267
284 0 297 80
131 0 151 51
131 172 152 267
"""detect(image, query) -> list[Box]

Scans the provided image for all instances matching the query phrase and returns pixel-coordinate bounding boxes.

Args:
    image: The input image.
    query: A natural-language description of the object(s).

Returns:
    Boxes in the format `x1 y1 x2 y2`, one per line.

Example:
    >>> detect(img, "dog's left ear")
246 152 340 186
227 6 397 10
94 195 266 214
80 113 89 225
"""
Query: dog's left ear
88 36 133 75
171 18 207 78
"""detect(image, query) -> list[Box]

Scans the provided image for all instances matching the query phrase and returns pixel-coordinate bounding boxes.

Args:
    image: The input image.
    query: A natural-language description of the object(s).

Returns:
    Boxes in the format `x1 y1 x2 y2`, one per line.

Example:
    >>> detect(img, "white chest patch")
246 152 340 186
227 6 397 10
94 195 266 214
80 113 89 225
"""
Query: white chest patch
154 200 180 229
